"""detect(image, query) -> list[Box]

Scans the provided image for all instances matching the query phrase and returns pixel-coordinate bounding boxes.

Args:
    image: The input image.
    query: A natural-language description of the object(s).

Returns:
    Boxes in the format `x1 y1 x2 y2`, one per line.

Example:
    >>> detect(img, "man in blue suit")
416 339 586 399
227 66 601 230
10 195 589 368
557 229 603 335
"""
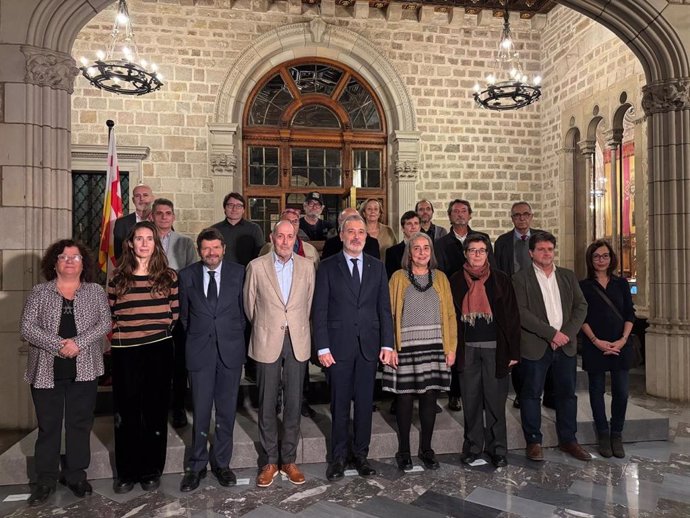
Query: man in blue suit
177 228 247 492
312 213 395 481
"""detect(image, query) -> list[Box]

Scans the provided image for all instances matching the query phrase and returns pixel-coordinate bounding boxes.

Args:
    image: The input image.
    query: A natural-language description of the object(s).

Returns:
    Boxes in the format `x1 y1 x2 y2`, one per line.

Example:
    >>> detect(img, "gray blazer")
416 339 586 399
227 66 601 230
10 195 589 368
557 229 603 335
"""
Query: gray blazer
165 231 197 271
512 265 587 360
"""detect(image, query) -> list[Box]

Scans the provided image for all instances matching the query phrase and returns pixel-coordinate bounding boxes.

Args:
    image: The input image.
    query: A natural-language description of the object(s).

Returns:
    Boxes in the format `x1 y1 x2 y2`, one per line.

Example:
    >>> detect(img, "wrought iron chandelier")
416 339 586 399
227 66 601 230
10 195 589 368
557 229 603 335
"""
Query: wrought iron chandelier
473 2 541 110
78 0 163 96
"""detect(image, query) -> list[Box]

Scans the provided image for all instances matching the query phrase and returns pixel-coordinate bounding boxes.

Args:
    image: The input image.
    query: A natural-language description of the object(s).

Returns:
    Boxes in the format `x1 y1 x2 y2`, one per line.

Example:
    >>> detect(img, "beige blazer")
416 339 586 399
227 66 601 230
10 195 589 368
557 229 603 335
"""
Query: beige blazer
244 252 315 363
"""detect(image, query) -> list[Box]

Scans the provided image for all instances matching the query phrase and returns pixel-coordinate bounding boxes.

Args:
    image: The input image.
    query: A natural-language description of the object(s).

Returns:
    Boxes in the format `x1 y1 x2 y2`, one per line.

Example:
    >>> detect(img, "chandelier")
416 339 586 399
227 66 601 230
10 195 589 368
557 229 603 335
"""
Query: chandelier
78 0 163 95
473 2 541 110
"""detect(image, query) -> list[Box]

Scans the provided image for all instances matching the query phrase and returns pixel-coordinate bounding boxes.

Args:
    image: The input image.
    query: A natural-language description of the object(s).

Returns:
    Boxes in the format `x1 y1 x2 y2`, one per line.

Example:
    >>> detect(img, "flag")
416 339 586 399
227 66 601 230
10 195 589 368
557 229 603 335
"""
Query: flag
98 127 124 274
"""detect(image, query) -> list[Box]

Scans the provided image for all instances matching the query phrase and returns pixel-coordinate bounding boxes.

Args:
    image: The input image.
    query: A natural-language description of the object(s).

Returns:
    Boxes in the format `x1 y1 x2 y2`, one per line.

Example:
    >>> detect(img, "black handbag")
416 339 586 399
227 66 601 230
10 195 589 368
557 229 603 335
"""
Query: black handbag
591 284 643 368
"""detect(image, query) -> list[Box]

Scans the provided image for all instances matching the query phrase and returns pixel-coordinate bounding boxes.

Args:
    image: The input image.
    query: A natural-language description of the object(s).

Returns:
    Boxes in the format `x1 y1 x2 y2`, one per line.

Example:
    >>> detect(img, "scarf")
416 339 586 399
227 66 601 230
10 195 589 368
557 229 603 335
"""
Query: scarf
294 238 305 257
461 261 493 326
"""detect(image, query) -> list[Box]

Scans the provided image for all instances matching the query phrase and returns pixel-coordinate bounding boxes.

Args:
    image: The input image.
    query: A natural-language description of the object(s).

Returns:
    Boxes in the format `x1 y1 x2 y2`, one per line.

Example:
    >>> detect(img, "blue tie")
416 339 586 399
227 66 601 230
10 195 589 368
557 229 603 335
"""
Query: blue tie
351 258 360 292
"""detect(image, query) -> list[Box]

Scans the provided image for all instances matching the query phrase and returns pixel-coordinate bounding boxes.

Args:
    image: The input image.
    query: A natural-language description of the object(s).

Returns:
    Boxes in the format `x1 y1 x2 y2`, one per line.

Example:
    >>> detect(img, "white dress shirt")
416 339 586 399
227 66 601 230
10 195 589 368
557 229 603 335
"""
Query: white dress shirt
533 263 563 331
203 260 223 297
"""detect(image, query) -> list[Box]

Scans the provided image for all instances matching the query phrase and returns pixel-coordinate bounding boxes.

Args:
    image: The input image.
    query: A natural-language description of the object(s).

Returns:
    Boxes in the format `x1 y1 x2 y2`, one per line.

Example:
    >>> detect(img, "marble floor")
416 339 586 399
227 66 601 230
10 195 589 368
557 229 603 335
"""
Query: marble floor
2 376 690 517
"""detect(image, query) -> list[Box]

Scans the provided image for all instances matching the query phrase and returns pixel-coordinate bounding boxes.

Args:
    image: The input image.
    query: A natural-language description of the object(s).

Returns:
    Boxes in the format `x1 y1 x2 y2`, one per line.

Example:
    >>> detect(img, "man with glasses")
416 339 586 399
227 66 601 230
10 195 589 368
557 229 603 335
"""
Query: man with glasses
494 201 547 409
299 192 334 245
212 192 265 267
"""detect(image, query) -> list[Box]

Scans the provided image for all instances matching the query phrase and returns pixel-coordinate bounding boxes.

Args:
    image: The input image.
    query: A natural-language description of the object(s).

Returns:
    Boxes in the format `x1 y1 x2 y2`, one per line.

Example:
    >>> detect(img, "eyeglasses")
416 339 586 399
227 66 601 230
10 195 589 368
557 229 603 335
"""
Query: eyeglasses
512 211 533 218
57 254 83 262
592 253 611 260
225 203 244 210
466 248 487 256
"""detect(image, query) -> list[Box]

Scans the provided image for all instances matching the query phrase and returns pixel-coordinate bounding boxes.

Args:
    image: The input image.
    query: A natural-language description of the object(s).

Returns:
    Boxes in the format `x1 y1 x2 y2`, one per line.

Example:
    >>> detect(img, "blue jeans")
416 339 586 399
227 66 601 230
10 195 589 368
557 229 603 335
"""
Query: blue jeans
520 348 577 445
588 369 629 435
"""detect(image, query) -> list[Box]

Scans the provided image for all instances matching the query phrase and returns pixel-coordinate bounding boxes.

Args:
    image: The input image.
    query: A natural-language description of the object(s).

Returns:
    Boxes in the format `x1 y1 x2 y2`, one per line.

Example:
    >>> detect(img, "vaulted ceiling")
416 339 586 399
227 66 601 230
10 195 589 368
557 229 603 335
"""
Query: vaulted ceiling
355 0 557 18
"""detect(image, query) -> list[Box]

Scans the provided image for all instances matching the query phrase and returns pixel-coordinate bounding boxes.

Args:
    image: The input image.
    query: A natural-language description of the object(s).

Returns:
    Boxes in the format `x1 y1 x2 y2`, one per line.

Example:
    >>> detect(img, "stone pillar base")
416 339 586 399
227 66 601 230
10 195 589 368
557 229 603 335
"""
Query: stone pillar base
646 326 690 400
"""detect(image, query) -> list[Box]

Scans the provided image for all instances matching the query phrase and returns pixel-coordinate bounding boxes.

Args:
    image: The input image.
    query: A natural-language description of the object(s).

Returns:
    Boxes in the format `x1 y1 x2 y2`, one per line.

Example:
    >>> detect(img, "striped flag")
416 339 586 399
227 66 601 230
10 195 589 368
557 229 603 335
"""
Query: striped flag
98 127 124 274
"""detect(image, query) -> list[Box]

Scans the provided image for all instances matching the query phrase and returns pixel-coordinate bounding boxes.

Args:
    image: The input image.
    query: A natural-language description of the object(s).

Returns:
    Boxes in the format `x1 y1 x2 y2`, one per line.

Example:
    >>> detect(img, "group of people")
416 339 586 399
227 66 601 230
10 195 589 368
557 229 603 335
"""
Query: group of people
20 188 636 506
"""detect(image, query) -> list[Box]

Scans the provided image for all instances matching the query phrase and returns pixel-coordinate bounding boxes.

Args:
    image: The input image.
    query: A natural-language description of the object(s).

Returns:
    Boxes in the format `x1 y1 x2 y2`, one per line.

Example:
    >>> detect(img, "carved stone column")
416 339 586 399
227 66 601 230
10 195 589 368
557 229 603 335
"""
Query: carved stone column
390 131 421 235
577 139 596 244
0 45 77 428
641 78 690 400
208 123 239 220
604 128 623 254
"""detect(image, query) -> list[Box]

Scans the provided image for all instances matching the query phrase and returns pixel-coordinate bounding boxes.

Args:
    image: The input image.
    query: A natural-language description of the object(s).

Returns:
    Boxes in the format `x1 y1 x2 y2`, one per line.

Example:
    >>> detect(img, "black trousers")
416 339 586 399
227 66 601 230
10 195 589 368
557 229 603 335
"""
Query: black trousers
31 379 98 485
112 338 173 482
171 320 187 412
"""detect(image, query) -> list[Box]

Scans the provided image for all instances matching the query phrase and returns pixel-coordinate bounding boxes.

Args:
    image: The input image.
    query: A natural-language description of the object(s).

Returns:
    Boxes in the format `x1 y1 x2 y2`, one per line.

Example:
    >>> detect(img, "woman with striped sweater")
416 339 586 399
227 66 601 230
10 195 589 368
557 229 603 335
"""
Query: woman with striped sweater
108 221 179 494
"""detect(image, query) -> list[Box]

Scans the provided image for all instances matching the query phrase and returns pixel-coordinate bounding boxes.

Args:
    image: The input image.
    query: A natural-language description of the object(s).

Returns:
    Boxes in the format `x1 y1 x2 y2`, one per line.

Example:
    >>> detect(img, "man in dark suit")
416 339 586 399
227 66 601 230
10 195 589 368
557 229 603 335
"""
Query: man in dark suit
321 208 380 260
385 210 420 279
435 199 495 411
312 214 394 481
494 201 547 409
177 228 247 492
512 231 590 462
113 184 154 260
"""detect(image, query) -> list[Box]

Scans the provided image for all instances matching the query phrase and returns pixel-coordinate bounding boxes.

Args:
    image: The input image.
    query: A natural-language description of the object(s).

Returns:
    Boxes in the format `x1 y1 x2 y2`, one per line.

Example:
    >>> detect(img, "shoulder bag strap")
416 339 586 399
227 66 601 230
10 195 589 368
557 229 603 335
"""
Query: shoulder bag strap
591 282 625 323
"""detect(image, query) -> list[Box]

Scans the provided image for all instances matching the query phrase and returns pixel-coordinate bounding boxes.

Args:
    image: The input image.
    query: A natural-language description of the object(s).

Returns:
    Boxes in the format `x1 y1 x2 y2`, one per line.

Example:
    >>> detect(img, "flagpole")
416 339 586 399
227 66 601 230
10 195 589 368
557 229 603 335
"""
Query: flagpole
106 119 114 139
98 120 123 276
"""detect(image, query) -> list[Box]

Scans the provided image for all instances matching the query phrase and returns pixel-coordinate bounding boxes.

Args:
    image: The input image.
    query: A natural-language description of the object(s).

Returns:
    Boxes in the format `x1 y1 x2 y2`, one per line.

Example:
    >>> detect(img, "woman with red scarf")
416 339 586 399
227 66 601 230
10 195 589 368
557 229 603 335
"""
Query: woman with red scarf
449 233 521 468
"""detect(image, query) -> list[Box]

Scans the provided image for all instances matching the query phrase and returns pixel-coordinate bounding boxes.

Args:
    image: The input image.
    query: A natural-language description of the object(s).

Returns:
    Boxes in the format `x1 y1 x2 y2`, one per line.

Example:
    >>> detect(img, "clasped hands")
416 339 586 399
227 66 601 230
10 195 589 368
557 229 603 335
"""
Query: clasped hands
318 350 456 370
58 338 80 358
596 338 625 356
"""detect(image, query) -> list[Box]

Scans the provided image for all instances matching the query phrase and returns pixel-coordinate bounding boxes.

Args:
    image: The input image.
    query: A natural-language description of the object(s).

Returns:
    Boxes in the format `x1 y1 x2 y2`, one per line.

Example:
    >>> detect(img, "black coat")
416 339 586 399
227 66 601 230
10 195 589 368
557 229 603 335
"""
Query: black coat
436 227 496 277
384 241 405 279
321 234 380 260
494 228 544 277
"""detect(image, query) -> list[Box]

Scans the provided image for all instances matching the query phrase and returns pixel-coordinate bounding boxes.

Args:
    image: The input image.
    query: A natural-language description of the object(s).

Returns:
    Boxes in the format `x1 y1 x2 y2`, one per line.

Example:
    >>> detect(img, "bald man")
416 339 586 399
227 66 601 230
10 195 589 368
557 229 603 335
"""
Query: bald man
113 184 154 260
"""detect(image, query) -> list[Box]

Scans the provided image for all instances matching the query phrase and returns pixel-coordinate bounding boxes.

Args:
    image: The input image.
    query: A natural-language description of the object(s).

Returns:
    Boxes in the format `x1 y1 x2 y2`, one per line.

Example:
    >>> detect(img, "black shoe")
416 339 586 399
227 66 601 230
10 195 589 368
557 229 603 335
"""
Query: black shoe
212 466 237 487
491 454 508 468
448 396 462 411
395 452 412 471
326 460 345 481
461 452 479 465
352 457 376 477
28 484 54 507
301 401 316 418
140 476 160 491
113 479 135 494
418 450 440 470
512 398 521 409
611 434 625 458
180 468 207 492
172 408 188 428
435 403 443 414
389 399 397 415
61 479 92 498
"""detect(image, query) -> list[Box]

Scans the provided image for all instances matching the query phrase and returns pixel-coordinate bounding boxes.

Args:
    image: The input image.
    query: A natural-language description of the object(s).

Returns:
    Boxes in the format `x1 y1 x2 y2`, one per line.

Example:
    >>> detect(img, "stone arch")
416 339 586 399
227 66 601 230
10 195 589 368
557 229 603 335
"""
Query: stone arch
214 19 416 133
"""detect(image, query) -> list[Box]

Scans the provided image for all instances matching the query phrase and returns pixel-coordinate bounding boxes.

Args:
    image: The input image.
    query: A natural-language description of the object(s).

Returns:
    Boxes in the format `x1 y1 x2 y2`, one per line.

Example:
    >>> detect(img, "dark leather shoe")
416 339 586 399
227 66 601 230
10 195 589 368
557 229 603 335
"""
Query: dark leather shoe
326 460 345 481
28 484 54 506
172 408 188 428
559 441 592 461
448 396 462 411
140 476 160 491
418 450 439 470
611 435 625 458
353 457 376 477
180 468 207 492
395 452 412 471
113 479 135 494
461 452 479 465
512 398 521 409
598 433 613 458
301 401 316 418
62 479 92 498
491 454 508 468
212 466 237 487
526 443 544 461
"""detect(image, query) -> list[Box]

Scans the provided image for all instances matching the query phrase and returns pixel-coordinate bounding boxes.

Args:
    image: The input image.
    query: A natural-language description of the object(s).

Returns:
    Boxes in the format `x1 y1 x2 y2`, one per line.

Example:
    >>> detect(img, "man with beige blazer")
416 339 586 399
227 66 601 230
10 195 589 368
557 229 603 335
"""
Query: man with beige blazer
244 220 315 488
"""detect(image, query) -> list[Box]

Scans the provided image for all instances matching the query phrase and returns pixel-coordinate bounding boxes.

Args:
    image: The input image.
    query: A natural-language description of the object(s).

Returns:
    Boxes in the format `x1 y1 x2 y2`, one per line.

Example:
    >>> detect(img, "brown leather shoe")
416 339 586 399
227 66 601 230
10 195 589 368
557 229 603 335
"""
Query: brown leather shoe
280 463 306 485
559 441 593 461
526 443 544 461
256 464 279 487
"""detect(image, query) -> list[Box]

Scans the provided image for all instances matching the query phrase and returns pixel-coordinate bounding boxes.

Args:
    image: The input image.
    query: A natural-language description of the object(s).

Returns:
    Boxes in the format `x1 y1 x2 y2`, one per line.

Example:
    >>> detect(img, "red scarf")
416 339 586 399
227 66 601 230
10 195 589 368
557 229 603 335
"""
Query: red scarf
461 261 493 325
295 239 305 257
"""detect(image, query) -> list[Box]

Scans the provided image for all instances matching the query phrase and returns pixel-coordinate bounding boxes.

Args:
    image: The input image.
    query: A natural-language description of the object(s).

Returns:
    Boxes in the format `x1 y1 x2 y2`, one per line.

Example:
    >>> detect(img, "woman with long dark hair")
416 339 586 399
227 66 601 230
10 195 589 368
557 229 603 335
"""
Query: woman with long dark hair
20 240 111 506
580 239 635 458
108 221 179 493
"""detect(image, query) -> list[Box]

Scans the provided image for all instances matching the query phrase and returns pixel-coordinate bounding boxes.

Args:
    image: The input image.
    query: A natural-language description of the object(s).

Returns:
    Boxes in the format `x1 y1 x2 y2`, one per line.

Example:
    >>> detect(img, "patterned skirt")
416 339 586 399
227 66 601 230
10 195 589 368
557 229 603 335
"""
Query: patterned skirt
382 342 451 394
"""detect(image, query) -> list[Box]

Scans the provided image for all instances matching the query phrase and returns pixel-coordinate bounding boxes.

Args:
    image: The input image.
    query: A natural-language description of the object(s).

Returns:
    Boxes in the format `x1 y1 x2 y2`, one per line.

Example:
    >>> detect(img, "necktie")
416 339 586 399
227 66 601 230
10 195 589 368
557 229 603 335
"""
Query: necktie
516 235 530 272
207 270 218 310
350 258 360 292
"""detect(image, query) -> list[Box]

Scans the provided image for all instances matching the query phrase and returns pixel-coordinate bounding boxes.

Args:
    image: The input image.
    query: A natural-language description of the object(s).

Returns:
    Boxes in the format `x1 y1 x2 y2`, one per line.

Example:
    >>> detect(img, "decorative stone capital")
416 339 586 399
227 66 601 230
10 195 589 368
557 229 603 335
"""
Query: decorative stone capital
211 153 237 177
393 161 418 181
577 139 596 156
21 46 78 93
641 79 690 116
603 128 624 148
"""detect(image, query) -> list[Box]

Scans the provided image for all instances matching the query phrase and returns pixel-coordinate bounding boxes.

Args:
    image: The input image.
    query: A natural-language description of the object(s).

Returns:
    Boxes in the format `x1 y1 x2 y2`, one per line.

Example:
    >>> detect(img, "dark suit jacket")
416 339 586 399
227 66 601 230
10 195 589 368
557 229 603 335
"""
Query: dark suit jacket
385 241 405 279
113 213 137 260
435 227 496 277
311 253 394 362
178 259 247 371
494 228 544 276
321 235 380 260
512 265 587 360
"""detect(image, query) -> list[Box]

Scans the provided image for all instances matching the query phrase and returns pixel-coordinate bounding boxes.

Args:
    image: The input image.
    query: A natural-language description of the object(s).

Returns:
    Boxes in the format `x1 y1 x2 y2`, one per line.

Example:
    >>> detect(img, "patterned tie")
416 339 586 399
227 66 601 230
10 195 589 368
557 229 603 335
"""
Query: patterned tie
207 270 218 310
350 258 360 292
